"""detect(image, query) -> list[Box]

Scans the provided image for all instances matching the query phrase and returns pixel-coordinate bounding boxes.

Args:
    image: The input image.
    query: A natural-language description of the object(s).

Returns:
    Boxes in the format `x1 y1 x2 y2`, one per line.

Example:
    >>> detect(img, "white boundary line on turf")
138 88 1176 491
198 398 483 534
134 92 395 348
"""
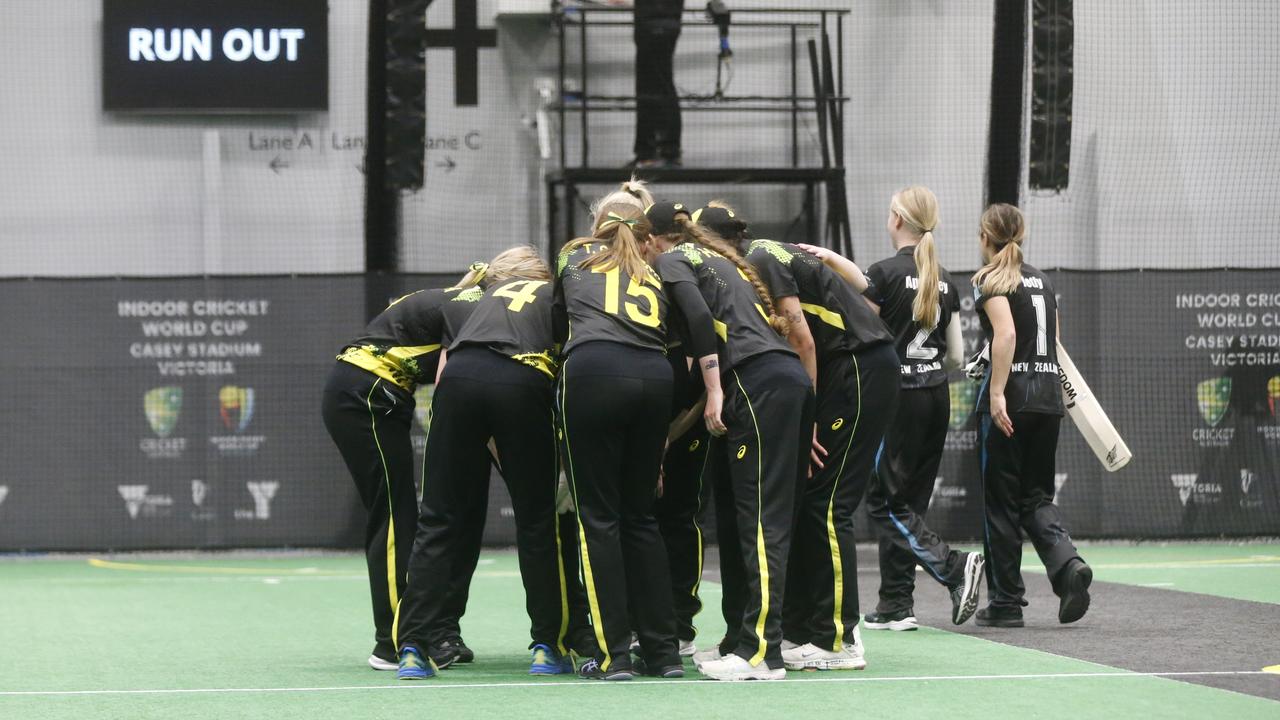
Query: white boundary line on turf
0 670 1272 697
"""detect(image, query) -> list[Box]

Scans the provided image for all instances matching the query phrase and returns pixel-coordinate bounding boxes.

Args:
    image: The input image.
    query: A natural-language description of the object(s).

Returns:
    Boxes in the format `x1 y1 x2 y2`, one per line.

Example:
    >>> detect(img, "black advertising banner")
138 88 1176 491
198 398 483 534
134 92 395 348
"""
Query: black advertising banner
0 271 1276 551
102 0 329 112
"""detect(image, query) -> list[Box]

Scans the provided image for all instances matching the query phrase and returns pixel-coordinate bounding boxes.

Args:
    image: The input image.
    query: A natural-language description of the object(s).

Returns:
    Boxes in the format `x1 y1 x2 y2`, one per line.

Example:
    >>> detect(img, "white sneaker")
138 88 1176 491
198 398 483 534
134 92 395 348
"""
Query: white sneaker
368 653 398 671
781 641 866 671
698 653 786 681
780 638 801 651
692 646 722 668
679 639 697 657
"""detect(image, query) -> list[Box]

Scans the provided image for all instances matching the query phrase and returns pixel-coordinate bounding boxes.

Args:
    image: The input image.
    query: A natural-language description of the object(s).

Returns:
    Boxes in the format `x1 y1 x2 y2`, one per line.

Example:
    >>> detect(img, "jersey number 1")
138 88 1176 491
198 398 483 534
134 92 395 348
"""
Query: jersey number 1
494 280 547 312
594 266 661 328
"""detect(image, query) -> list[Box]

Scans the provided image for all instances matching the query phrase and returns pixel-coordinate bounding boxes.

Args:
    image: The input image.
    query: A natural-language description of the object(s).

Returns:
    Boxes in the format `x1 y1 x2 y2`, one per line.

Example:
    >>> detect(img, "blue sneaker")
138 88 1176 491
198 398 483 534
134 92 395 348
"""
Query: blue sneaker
398 645 438 680
529 643 573 675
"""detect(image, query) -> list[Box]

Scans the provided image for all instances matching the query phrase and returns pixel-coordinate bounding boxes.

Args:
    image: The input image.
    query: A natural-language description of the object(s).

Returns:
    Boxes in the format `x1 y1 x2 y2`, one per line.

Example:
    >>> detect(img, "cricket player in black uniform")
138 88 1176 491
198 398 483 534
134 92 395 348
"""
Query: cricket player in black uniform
710 207 893 671
647 202 815 682
805 187 984 632
321 259 490 671
555 204 684 681
393 248 574 679
971 203 1091 627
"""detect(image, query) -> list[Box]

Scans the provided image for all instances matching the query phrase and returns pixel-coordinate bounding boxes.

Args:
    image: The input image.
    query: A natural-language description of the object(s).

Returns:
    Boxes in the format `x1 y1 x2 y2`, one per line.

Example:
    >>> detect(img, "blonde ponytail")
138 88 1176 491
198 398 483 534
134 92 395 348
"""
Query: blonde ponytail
675 214 789 337
890 186 941 328
449 261 489 290
973 203 1027 296
590 178 654 230
486 246 552 284
573 204 655 283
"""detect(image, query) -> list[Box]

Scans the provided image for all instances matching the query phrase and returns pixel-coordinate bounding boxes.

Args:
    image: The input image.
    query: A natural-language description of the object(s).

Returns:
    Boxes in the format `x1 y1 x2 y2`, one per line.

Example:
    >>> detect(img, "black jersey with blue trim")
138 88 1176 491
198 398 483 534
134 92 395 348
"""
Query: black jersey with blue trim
746 239 892 359
555 242 669 355
336 287 479 391
449 278 559 379
864 246 961 389
974 263 1063 416
653 242 794 372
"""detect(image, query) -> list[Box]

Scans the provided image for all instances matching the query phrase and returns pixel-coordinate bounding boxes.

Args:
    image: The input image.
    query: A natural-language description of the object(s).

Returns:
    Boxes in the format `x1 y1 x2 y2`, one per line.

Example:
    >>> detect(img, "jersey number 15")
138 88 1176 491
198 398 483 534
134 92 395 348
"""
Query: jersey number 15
593 266 661 328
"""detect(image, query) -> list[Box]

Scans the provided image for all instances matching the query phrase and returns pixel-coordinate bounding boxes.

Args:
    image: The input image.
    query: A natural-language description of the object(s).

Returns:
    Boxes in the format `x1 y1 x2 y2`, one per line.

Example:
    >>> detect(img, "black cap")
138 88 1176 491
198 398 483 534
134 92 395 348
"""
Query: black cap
692 206 748 240
645 201 690 235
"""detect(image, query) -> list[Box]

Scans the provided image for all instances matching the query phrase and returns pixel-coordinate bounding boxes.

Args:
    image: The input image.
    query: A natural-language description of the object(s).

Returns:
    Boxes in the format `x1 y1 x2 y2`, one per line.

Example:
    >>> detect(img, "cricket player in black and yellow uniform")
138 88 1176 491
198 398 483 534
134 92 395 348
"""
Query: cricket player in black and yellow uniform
393 247 574 680
554 204 682 681
646 201 814 682
321 261 487 671
971 204 1091 628
727 211 896 672
802 187 985 632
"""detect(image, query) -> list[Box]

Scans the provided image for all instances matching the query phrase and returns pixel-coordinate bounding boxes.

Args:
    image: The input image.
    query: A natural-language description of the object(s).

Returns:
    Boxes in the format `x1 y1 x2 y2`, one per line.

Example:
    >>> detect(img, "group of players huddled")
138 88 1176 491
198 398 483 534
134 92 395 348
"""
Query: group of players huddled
321 180 1094 682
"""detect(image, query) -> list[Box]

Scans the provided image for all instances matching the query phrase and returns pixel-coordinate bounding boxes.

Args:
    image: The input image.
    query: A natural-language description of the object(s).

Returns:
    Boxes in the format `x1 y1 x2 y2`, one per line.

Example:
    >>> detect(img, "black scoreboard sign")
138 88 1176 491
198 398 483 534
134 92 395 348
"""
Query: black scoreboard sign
102 0 328 112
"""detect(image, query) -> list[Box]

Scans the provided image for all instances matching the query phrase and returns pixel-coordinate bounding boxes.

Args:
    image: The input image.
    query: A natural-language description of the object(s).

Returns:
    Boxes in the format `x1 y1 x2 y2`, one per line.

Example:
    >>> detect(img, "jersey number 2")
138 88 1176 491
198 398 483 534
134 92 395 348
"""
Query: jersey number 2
494 280 548 312
594 266 661 328
905 306 941 360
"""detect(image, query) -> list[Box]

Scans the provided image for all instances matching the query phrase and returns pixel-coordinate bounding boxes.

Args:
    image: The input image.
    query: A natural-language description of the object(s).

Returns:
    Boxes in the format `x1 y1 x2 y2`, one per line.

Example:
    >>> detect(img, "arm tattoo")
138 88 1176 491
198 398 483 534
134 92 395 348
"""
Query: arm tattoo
786 309 805 324
703 359 719 370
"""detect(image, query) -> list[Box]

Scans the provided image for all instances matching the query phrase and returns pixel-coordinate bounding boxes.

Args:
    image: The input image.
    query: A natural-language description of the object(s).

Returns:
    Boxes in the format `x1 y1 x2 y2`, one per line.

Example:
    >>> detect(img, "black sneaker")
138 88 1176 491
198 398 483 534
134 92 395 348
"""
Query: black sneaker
577 657 634 681
449 637 475 664
368 642 398 671
1057 559 1093 624
632 655 685 678
950 552 985 625
863 609 918 631
427 639 463 669
975 606 1024 628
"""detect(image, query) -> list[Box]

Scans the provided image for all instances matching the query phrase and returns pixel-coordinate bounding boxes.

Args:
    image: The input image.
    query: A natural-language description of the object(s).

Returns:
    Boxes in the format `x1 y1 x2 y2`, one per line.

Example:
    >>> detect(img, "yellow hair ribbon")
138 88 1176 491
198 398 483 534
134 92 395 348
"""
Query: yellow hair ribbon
598 211 638 230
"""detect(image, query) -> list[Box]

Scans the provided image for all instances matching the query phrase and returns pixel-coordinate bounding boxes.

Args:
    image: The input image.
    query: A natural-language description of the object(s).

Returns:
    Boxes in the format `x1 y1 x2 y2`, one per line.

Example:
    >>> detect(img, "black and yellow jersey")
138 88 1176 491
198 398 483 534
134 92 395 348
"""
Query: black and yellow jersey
336 286 481 392
555 242 669 355
449 278 559 379
746 239 892 359
654 242 793 372
864 246 961 388
974 263 1063 416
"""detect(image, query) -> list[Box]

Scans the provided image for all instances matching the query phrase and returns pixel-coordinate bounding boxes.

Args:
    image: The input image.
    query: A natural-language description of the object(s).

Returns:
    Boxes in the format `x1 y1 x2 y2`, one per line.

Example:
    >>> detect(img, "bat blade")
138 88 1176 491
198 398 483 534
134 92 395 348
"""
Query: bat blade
1057 341 1132 472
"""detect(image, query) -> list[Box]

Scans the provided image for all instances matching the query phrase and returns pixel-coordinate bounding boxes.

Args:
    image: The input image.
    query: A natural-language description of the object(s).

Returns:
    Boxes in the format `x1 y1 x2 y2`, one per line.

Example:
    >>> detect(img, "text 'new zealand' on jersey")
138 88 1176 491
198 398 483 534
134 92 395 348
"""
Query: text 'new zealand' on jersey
745 239 893 359
974 264 1064 416
653 242 794 371
864 246 961 388
336 286 481 391
449 278 560 380
555 241 669 355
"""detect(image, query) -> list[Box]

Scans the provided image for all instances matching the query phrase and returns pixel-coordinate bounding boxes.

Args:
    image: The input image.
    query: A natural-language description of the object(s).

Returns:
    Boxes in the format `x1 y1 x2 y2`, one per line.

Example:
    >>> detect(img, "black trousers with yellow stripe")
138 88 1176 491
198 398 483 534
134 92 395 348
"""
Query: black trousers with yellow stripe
558 342 679 672
713 351 814 670
783 343 899 650
321 360 420 656
395 348 569 653
655 422 712 643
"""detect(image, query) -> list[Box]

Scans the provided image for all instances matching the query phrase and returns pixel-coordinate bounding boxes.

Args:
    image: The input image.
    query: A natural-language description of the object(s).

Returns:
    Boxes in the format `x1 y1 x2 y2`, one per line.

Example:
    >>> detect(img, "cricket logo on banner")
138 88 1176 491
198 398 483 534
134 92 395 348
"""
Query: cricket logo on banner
948 381 978 430
218 386 255 433
141 387 187 459
1196 378 1231 427
1268 376 1280 418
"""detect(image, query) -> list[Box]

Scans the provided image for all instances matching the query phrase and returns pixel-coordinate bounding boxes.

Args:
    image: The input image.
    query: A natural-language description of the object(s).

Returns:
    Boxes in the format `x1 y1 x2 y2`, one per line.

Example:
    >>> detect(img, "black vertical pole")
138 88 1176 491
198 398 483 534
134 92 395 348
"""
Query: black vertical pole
986 0 1027 206
364 0 397 319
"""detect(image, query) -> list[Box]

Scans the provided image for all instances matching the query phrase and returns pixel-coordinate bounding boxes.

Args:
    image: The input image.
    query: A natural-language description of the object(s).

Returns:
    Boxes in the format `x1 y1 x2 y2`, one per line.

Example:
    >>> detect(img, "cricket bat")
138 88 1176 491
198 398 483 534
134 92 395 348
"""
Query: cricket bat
1056 341 1132 472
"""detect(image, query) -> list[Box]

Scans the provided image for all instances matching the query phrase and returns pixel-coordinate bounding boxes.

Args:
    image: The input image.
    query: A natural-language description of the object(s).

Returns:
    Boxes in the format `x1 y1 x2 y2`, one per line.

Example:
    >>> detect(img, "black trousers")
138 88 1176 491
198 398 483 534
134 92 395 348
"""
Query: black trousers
655 421 712 642
714 352 814 669
395 348 569 652
321 361 420 654
783 344 898 651
634 24 682 161
559 342 678 672
865 383 967 614
979 412 1082 608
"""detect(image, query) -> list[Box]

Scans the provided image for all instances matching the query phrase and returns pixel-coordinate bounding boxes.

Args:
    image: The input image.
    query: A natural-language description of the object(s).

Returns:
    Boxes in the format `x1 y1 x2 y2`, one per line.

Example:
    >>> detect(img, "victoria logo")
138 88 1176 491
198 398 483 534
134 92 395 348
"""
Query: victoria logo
118 484 149 519
1171 474 1196 506
1196 378 1231 427
1171 473 1223 507
144 386 183 437
218 385 255 433
948 381 978 431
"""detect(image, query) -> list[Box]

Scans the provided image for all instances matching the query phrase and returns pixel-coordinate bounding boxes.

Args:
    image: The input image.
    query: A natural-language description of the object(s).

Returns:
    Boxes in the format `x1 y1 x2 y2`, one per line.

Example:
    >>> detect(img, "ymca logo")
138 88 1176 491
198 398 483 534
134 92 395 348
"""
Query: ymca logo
218 386 255 433
144 386 183 437
1196 377 1231 427
236 481 279 520
118 484 149 519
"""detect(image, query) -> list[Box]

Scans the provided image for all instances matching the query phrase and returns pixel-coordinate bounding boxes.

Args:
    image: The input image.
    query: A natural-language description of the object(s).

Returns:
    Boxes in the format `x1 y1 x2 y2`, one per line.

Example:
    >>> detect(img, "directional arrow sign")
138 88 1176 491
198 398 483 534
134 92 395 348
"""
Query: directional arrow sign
269 156 290 174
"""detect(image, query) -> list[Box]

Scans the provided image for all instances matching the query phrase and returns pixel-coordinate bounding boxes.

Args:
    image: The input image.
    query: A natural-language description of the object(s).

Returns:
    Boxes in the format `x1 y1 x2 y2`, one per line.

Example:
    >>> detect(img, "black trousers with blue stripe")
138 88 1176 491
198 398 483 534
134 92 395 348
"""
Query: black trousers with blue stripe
865 383 967 615
714 351 814 669
979 412 1082 609
782 343 898 650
